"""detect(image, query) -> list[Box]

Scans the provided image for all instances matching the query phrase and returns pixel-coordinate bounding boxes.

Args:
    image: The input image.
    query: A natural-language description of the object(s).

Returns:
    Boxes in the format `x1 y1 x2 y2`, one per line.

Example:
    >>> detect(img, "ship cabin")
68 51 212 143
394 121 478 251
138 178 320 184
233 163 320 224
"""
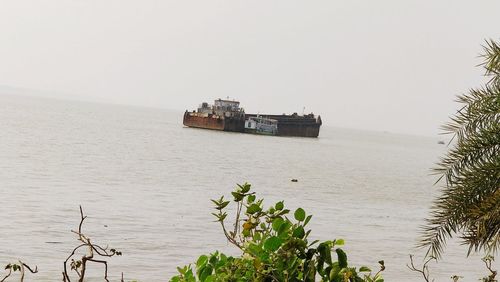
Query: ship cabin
245 116 278 135
197 102 212 114
213 99 244 117
214 99 240 112
196 99 244 117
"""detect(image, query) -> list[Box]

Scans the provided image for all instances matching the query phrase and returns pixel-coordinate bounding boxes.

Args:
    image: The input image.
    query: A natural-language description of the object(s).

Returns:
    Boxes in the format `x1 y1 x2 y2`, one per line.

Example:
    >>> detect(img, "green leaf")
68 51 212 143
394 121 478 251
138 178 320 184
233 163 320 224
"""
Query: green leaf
209 253 217 265
242 229 250 237
241 183 251 193
185 268 195 280
275 201 284 211
277 221 291 237
336 248 348 268
199 265 213 282
247 194 256 203
215 201 229 210
248 243 263 256
292 226 305 238
272 218 284 232
294 208 306 221
254 231 262 241
329 263 341 281
231 192 244 202
305 229 311 238
264 236 283 251
335 239 345 246
304 214 313 226
278 209 290 216
212 212 227 222
246 203 261 214
196 255 208 268
308 239 320 247
318 242 332 265
359 266 371 272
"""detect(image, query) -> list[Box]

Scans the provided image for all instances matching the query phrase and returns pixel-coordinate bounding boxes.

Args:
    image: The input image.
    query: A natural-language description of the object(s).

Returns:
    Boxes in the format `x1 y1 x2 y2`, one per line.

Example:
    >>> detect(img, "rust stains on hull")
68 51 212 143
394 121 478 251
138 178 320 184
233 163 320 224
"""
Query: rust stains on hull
184 112 321 137
183 111 245 132
183 112 225 130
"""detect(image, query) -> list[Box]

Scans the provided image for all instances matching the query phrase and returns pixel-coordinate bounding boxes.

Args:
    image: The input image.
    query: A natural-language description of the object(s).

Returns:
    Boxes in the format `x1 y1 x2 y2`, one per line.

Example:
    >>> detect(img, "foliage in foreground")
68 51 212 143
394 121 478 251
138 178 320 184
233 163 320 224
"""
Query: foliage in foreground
170 183 385 282
420 39 500 258
0 261 37 282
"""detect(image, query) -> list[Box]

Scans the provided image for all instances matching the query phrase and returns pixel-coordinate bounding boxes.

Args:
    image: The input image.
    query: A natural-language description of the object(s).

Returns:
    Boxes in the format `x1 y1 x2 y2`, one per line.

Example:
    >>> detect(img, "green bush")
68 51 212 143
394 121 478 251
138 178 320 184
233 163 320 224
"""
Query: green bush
170 183 384 282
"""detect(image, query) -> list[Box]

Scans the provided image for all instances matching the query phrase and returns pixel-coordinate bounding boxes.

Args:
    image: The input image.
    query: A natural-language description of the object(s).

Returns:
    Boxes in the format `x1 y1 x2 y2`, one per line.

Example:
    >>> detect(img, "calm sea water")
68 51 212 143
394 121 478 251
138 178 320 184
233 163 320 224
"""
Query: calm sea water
0 94 491 281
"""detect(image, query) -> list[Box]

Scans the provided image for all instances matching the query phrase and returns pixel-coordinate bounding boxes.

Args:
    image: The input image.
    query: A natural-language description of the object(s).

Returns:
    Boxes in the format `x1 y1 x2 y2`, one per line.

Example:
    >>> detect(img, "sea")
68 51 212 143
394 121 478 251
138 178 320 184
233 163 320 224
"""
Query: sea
0 94 493 281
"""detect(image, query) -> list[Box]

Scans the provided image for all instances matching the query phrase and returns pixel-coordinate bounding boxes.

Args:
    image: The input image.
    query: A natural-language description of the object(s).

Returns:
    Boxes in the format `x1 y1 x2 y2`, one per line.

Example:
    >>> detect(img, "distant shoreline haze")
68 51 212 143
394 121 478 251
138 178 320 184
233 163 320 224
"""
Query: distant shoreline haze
0 85 457 138
1 2 499 136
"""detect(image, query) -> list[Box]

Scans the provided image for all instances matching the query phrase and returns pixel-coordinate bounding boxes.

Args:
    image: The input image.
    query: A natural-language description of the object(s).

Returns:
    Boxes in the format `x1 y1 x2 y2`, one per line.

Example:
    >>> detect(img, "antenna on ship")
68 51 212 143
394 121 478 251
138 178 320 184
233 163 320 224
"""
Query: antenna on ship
302 106 305 116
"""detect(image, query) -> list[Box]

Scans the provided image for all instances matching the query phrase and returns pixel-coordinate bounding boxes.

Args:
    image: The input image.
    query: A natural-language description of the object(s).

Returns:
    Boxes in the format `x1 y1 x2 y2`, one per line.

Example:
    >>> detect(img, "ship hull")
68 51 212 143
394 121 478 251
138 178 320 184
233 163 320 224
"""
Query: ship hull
244 128 276 136
183 112 225 130
183 111 321 138
276 123 320 137
245 114 321 138
183 111 245 132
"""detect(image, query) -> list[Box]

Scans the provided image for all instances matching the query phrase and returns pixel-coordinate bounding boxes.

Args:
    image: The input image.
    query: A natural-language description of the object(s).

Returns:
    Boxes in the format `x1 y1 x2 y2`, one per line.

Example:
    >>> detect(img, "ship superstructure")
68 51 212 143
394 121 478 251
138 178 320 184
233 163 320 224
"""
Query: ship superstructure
245 116 278 135
183 99 246 132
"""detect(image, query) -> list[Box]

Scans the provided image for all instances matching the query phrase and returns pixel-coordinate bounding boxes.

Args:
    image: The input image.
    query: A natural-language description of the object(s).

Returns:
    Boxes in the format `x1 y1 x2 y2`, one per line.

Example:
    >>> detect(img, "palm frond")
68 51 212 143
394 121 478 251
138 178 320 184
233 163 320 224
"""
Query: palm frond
420 39 500 258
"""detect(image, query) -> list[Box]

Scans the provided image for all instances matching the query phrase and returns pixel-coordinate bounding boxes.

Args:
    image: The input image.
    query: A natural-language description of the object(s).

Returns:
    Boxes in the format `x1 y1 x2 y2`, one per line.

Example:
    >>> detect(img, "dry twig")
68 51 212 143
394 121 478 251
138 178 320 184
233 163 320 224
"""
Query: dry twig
1 260 37 282
62 206 122 282
407 254 435 282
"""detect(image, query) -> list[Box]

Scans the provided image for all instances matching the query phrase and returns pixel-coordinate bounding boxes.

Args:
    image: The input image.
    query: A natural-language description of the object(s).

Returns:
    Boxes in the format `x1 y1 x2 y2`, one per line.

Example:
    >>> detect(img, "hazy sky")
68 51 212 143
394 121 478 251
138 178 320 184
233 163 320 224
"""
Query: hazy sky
1 1 499 135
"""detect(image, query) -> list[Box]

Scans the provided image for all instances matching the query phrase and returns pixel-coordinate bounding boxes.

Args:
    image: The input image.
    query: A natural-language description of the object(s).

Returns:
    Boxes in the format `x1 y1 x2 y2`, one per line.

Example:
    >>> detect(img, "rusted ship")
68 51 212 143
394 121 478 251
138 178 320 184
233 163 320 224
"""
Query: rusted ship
183 99 322 137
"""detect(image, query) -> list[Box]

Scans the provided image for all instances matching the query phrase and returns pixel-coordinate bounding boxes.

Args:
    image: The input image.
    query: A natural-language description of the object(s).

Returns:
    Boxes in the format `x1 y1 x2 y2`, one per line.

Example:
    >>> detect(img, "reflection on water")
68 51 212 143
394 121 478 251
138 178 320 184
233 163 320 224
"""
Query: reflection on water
0 95 488 281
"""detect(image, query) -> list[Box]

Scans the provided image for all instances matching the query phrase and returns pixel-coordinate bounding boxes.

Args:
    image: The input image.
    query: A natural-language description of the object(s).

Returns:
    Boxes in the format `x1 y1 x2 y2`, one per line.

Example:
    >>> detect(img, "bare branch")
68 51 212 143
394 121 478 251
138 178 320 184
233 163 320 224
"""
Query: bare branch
63 206 123 282
407 255 435 282
0 269 12 282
